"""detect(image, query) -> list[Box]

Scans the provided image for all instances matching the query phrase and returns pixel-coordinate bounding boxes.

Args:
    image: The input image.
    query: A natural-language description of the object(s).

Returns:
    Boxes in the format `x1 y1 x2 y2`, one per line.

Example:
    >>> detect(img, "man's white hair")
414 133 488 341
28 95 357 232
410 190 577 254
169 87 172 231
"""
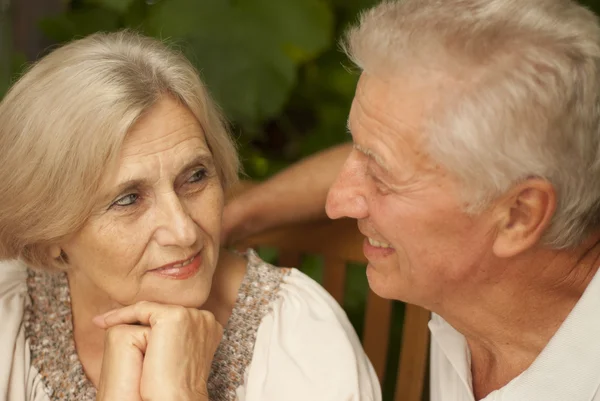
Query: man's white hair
344 0 600 248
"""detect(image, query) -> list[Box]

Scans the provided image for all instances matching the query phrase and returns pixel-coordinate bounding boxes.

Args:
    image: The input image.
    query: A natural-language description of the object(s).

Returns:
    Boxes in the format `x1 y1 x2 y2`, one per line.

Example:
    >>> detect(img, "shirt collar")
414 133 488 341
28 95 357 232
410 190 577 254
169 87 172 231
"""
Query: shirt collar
430 268 600 401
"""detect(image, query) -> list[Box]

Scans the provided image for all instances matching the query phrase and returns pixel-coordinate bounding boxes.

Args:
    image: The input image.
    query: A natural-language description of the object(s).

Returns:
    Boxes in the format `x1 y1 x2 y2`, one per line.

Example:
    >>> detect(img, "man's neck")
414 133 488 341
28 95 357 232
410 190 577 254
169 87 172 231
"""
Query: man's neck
439 234 600 399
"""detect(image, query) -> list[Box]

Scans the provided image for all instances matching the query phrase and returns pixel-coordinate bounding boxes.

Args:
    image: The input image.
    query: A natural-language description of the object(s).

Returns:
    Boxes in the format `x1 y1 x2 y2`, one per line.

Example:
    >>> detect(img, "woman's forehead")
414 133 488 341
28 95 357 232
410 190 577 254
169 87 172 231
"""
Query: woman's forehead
123 97 208 154
99 98 212 193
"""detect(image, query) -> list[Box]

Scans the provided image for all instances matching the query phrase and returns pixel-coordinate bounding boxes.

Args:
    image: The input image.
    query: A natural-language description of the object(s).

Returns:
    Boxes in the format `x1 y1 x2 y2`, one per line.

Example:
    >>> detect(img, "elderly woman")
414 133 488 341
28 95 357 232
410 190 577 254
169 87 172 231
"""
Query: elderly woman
0 31 380 401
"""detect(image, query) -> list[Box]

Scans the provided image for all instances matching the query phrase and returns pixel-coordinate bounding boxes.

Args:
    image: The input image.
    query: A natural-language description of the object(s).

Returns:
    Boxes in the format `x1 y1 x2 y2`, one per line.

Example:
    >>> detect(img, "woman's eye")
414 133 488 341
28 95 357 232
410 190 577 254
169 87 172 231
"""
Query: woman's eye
113 193 139 207
188 168 207 183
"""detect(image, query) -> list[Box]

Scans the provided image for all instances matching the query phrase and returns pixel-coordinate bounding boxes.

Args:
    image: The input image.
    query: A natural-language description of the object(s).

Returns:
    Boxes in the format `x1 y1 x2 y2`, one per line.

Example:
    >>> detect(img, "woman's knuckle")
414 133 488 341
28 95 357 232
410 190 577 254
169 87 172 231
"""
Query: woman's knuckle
207 313 219 328
170 305 189 320
135 300 149 310
105 325 127 342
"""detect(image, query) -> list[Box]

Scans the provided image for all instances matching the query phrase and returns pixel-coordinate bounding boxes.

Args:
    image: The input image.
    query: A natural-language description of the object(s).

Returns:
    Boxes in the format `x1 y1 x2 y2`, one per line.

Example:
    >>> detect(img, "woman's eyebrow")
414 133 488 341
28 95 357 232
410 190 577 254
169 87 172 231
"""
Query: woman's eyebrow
177 153 214 175
103 151 215 202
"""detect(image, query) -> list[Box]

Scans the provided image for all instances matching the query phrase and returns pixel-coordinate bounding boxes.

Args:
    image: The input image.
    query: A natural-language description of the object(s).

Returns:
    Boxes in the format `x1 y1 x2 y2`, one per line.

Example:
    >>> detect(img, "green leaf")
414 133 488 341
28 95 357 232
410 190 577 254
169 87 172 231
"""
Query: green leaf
10 53 28 77
82 0 137 14
0 53 28 100
0 80 8 99
147 0 333 126
40 7 121 43
145 0 229 38
184 33 295 129
238 0 334 63
145 0 332 129
39 14 77 42
0 12 11 99
123 0 148 29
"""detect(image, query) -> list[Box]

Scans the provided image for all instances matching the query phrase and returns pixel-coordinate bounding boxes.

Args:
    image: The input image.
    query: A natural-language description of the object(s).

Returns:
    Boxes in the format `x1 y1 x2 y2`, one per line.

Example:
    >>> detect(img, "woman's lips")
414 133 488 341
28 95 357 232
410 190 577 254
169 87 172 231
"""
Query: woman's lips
149 252 202 280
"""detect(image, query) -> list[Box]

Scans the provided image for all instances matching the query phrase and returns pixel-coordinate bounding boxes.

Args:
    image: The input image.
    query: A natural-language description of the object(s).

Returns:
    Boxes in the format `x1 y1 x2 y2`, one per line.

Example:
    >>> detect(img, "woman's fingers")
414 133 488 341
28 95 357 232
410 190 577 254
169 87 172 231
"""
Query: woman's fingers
93 301 172 328
143 309 222 401
96 324 151 401
93 301 223 401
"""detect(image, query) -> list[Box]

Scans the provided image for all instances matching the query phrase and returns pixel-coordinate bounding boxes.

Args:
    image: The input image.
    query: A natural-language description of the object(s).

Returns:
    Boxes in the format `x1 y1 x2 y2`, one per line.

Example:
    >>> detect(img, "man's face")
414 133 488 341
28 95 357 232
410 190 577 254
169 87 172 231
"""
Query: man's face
326 73 499 309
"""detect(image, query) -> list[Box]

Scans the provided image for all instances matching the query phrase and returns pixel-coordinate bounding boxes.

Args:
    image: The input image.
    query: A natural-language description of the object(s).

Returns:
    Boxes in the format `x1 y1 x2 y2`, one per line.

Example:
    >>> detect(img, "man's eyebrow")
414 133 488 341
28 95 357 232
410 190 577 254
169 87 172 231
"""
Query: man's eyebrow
347 118 389 171
106 152 214 199
353 143 389 172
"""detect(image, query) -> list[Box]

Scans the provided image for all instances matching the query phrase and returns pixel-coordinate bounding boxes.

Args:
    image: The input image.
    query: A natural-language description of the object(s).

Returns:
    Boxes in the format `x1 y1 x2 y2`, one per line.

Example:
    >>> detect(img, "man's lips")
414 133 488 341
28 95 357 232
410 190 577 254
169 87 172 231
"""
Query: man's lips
149 251 202 280
358 226 393 249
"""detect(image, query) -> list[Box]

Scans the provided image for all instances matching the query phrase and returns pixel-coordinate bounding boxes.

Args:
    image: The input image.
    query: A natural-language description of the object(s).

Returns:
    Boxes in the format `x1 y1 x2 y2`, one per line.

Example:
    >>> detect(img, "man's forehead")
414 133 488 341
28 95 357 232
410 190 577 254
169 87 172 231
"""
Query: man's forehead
347 99 412 174
347 97 437 178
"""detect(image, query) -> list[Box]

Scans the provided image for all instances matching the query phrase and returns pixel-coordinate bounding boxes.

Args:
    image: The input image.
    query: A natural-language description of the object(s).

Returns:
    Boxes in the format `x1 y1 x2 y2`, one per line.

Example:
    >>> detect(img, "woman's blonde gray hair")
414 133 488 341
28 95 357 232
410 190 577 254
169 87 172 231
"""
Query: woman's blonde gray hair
343 0 600 248
0 30 239 267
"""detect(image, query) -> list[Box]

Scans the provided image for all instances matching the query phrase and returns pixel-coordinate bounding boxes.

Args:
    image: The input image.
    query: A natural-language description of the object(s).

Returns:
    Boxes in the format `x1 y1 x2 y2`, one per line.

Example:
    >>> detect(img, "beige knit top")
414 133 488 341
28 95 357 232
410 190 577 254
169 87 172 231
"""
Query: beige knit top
0 250 381 401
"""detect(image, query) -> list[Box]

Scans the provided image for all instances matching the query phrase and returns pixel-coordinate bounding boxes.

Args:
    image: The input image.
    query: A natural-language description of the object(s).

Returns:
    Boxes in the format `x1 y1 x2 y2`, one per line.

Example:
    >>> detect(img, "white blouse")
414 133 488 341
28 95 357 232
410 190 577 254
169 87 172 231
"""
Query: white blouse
0 254 381 401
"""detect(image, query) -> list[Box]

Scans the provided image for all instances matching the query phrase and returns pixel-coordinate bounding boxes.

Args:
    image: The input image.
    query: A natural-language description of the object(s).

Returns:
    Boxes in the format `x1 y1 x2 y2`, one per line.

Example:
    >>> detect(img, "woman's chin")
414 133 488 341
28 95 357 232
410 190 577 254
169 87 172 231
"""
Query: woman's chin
143 292 210 309
134 277 213 309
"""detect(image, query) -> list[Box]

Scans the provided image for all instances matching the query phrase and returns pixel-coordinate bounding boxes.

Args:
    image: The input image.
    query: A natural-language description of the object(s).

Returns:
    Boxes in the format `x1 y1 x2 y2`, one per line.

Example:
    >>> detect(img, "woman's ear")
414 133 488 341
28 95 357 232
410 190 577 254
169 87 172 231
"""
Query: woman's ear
48 245 69 266
49 245 62 259
492 178 556 258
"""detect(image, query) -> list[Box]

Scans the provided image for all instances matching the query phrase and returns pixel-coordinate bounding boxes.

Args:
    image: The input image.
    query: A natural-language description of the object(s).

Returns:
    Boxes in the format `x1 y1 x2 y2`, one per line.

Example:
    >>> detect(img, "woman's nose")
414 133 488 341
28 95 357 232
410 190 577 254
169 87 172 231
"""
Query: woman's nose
325 155 369 220
154 194 198 248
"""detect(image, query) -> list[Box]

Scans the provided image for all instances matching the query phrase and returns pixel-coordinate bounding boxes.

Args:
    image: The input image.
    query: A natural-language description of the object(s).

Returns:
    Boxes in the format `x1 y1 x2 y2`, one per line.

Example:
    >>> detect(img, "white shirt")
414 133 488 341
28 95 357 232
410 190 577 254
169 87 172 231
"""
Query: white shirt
0 258 381 401
429 269 600 401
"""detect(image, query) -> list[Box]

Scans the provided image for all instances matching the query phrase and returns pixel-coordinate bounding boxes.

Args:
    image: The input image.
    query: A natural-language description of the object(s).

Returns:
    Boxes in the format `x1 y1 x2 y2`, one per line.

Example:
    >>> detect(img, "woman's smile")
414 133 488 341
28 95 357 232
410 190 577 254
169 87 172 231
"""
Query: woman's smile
148 251 203 280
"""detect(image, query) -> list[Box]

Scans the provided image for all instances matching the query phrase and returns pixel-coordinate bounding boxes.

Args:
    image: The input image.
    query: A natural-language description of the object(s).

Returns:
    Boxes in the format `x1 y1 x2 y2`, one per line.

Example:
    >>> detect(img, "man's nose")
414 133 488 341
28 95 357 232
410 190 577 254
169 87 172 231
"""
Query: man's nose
326 153 369 220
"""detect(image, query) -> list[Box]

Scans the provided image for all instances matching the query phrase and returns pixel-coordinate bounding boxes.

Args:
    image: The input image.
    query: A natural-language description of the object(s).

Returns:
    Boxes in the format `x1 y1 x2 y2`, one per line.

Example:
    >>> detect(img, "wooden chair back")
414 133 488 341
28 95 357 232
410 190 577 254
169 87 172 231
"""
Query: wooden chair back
230 185 430 401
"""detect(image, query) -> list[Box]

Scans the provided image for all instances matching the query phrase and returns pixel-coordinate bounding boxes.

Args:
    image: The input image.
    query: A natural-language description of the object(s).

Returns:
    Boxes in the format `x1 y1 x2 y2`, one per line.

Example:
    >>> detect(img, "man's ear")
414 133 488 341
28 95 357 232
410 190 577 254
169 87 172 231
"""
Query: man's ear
492 178 556 258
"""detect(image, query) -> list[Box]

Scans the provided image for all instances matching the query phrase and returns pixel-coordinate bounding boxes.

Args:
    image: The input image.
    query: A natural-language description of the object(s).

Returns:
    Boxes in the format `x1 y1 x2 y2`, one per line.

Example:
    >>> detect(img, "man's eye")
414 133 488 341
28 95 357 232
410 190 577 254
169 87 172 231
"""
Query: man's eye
113 193 139 207
370 175 390 194
188 168 207 183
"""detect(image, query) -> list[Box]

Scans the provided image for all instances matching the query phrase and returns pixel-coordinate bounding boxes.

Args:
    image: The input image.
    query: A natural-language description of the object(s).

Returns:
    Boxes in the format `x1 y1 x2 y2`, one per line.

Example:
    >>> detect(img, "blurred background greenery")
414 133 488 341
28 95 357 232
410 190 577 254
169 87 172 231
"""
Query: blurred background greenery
2 0 600 399
4 0 600 177
1 0 379 178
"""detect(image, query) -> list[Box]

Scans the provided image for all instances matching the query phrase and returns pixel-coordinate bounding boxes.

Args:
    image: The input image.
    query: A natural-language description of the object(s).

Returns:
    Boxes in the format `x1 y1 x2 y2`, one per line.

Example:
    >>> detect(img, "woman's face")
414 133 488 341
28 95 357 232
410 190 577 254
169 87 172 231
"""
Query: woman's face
58 97 224 309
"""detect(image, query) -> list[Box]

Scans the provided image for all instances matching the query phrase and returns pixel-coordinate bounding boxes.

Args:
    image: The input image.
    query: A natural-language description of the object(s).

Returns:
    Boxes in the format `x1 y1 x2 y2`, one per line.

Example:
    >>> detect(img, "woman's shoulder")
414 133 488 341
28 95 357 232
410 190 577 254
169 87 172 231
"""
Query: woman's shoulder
238 250 382 401
0 260 49 401
242 249 352 330
0 258 28 305
0 259 28 341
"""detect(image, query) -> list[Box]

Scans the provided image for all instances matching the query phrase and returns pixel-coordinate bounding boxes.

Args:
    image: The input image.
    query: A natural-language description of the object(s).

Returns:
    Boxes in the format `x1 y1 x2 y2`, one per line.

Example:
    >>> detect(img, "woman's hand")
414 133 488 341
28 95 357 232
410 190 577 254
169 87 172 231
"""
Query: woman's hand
96 324 150 401
94 301 223 401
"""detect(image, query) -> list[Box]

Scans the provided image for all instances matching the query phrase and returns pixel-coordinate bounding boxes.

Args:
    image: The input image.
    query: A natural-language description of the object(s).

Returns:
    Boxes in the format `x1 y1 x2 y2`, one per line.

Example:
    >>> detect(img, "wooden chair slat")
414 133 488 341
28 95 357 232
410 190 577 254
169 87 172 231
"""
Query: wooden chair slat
236 218 367 262
278 250 301 268
322 256 347 305
362 289 393 382
395 304 430 401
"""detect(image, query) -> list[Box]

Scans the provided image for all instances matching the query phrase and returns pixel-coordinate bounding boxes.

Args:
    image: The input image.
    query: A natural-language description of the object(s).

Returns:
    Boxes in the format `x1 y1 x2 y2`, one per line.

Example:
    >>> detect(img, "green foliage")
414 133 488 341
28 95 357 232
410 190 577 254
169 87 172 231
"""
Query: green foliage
0 7 11 99
34 0 353 176
3 0 600 175
7 0 600 194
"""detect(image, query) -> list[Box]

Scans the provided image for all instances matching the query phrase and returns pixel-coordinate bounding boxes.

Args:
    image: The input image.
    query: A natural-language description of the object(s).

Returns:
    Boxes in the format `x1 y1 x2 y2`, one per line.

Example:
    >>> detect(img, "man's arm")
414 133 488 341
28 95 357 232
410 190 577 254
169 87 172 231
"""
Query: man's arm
222 143 352 244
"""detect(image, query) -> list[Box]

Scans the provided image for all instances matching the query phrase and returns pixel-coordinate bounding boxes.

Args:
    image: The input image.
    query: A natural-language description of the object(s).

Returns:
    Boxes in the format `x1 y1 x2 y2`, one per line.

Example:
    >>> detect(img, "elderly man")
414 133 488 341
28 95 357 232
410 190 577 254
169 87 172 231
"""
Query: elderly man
224 0 600 400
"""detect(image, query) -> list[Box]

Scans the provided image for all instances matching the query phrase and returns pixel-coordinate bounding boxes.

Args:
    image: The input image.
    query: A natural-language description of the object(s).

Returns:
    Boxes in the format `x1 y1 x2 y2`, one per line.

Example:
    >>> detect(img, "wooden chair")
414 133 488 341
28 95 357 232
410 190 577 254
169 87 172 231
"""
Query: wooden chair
229 183 431 401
